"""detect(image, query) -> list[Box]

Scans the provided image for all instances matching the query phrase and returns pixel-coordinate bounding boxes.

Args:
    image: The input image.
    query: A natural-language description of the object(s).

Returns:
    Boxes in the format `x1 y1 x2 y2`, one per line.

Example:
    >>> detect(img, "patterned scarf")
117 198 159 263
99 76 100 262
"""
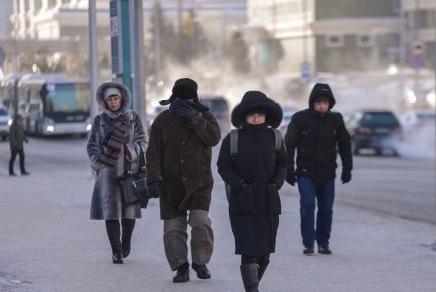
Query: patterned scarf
100 113 129 166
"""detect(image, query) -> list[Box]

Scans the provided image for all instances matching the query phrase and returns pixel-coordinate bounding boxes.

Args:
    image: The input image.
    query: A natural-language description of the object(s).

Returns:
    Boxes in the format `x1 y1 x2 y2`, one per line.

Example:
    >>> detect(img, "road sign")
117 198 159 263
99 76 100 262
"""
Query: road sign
411 55 424 69
301 60 311 80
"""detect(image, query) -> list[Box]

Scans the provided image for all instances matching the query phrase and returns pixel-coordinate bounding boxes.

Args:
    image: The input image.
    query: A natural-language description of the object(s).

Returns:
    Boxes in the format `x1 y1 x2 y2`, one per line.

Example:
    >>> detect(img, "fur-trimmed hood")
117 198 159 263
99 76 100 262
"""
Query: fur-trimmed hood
96 81 131 119
231 91 283 129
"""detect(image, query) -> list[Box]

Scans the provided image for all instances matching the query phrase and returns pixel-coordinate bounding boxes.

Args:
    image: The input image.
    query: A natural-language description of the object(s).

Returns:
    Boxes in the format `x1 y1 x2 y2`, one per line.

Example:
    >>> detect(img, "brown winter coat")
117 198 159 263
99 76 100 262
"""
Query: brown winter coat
146 108 221 220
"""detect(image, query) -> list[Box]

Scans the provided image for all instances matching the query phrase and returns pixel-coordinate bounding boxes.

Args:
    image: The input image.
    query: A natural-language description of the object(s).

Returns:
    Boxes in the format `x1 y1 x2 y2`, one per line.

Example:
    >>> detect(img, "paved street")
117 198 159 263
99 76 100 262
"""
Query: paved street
0 137 436 291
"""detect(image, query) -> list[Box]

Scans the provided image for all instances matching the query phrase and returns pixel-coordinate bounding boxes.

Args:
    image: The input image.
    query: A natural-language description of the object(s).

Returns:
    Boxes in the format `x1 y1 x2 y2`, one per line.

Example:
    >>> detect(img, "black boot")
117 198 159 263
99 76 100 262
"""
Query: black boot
173 262 190 283
121 219 135 258
105 220 123 264
258 262 269 282
240 264 259 292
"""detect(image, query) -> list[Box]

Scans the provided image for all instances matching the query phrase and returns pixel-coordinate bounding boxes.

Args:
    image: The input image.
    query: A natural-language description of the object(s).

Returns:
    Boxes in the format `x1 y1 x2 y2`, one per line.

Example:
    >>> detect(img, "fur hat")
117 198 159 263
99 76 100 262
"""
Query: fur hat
160 78 199 105
231 91 283 129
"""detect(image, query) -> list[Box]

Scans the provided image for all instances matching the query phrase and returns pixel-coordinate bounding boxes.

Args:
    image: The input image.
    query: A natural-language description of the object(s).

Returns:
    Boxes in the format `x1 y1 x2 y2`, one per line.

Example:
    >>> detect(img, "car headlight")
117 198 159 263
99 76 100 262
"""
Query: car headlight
43 117 55 133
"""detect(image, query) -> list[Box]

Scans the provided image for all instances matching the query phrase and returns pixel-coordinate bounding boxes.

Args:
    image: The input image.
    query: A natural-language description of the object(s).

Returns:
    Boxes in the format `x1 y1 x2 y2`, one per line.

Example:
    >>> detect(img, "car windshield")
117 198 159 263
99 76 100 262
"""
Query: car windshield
361 112 399 126
0 108 6 115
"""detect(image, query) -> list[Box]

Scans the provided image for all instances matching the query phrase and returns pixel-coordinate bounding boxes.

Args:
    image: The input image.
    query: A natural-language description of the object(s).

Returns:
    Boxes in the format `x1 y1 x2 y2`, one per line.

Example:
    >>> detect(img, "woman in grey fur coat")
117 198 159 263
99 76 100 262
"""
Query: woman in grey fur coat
87 81 147 264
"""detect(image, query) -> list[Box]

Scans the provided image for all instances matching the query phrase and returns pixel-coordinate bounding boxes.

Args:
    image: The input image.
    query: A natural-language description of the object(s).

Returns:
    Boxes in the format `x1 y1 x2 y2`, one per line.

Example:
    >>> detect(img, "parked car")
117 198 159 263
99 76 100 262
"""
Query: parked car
346 110 401 156
278 106 297 136
0 105 12 140
400 110 435 136
199 95 230 133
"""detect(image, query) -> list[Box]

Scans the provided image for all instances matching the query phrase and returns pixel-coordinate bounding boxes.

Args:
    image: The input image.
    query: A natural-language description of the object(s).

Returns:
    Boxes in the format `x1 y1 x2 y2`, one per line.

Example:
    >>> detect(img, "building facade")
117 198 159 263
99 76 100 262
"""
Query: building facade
246 0 435 75
1 0 247 76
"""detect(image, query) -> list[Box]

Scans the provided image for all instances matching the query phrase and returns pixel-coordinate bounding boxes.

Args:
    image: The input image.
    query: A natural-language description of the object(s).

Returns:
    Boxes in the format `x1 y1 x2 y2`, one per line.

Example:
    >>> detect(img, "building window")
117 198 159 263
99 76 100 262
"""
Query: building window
356 35 373 47
325 35 344 47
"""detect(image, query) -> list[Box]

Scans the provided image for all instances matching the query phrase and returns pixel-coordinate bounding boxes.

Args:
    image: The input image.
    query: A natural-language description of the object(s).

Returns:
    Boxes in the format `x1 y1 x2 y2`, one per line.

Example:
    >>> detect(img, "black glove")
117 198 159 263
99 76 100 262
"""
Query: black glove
147 181 161 199
172 99 199 121
234 180 250 190
286 172 296 186
341 169 352 184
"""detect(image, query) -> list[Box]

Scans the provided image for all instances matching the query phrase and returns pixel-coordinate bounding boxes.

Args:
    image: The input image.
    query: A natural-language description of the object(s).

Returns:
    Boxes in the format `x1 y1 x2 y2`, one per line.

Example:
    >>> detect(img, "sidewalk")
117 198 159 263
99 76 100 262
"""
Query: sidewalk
1 172 435 292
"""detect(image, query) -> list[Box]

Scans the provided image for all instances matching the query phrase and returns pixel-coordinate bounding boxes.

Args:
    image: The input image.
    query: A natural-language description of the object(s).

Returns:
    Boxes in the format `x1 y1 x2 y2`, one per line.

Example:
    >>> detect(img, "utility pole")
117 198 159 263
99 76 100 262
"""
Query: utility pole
132 0 145 122
88 0 98 117
301 0 310 82
109 0 145 117
153 0 162 84
12 0 19 74
433 2 436 252
110 0 132 93
399 0 406 111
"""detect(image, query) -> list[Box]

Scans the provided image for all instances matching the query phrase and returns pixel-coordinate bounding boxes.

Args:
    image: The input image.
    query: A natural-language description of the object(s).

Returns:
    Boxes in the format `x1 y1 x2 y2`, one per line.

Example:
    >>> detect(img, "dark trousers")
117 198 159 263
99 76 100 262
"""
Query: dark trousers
9 148 26 174
297 176 335 248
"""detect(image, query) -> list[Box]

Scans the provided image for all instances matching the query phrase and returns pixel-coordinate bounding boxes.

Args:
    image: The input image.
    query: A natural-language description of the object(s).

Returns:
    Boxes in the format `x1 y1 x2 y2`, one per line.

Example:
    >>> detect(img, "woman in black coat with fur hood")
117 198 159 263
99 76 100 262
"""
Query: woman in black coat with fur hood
217 91 287 291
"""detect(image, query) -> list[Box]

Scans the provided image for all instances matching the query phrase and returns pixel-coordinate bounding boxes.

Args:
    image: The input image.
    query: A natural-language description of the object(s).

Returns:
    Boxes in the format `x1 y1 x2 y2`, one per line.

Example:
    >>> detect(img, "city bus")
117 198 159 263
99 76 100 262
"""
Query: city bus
1 74 92 136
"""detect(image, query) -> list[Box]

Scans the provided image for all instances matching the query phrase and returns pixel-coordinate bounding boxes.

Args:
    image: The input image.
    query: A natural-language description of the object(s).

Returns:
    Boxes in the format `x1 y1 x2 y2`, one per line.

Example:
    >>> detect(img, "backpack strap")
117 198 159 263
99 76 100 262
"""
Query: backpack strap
229 129 239 158
272 128 282 151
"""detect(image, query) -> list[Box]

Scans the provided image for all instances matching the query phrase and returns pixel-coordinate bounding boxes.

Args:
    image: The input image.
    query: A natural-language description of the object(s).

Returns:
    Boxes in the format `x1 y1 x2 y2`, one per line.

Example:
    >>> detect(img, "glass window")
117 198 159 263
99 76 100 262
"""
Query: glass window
356 35 373 47
43 83 89 113
361 112 399 127
326 35 344 48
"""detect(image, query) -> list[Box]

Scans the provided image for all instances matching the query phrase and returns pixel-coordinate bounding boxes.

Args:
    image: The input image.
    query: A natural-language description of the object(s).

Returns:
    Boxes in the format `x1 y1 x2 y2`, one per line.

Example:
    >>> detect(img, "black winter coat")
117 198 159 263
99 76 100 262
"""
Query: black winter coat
285 109 352 181
217 125 287 256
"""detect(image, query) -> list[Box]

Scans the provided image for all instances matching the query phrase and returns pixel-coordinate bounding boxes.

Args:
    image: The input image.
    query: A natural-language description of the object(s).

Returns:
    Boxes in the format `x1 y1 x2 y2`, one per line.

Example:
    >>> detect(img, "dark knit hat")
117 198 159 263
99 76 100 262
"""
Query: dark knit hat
159 78 199 105
308 83 336 110
231 91 283 128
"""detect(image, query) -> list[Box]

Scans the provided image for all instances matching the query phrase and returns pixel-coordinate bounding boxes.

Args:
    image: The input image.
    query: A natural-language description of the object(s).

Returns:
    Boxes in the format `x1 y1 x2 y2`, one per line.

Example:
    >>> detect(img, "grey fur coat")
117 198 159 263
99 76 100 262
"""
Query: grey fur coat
87 81 147 220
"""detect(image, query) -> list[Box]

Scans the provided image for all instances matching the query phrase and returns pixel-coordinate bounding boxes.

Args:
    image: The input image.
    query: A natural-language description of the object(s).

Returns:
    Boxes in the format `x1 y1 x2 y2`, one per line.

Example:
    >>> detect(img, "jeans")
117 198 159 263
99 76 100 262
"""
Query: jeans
297 176 335 248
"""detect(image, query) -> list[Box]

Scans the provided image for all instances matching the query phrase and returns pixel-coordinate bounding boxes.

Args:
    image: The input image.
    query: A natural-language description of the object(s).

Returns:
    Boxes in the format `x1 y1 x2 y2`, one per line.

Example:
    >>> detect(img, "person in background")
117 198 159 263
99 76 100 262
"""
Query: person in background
146 78 221 283
87 81 146 264
217 91 287 291
9 115 30 176
285 83 352 255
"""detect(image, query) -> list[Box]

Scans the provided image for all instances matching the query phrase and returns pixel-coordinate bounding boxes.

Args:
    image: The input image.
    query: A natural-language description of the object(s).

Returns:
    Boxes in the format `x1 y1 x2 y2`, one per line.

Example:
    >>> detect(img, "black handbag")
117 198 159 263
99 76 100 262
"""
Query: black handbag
117 149 149 208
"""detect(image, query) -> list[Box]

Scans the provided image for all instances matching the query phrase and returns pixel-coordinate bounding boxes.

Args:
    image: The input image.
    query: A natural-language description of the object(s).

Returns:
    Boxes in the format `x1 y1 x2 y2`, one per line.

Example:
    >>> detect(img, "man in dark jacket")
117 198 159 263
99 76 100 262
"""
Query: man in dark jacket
146 78 221 283
285 83 352 255
9 115 30 176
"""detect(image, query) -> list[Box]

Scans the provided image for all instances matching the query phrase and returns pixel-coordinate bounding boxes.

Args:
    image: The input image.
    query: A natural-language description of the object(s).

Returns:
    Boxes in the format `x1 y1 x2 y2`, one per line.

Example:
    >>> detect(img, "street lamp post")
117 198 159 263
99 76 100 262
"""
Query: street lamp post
88 0 98 117
433 2 436 252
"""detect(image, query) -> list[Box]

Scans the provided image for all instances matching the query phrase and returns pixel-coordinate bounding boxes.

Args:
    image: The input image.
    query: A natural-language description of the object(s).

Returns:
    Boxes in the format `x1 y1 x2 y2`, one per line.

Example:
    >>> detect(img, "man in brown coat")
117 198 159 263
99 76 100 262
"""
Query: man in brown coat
146 78 221 283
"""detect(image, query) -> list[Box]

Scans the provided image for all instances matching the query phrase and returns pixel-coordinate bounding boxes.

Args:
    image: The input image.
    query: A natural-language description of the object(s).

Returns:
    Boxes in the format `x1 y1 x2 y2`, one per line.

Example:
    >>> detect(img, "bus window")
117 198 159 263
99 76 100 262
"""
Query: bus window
42 83 90 113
